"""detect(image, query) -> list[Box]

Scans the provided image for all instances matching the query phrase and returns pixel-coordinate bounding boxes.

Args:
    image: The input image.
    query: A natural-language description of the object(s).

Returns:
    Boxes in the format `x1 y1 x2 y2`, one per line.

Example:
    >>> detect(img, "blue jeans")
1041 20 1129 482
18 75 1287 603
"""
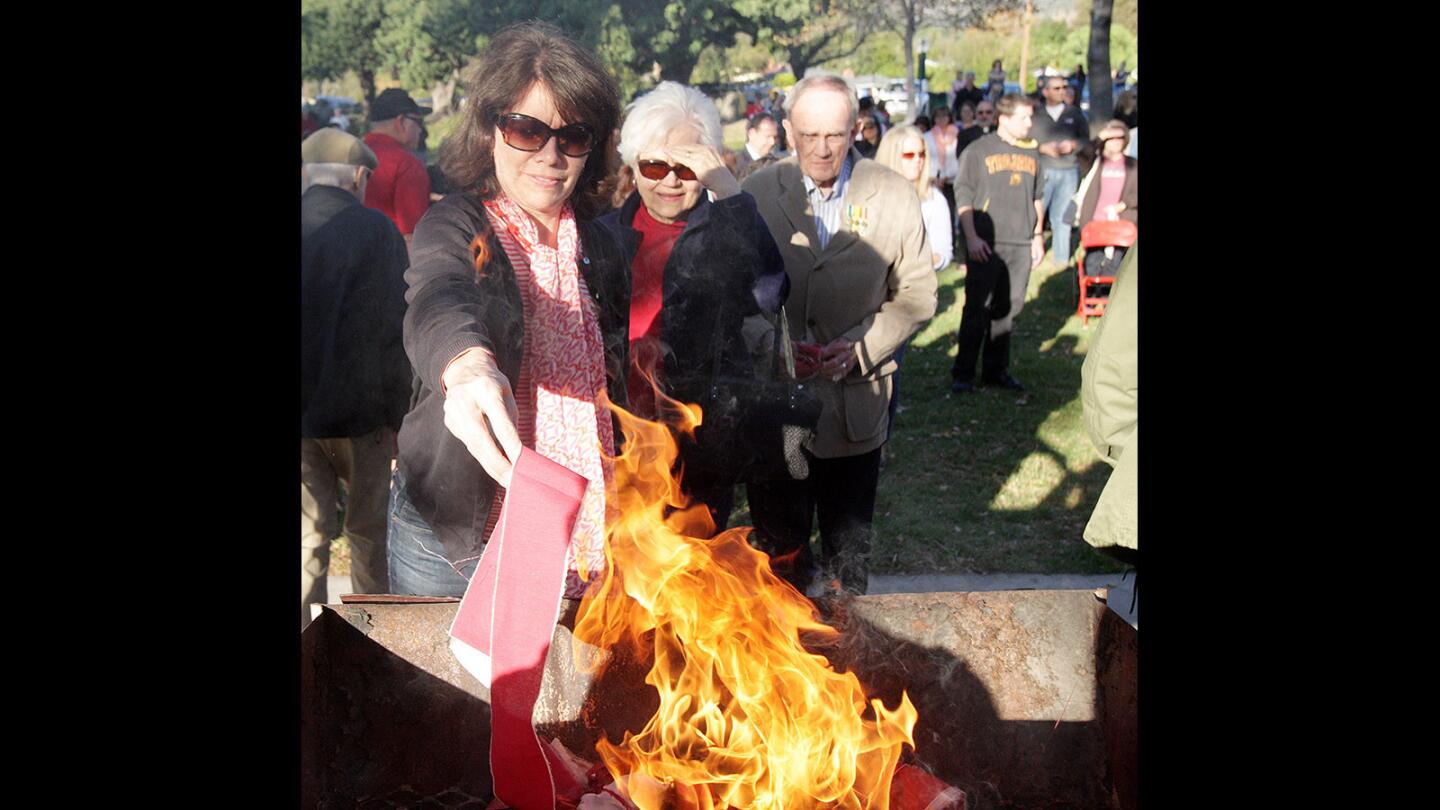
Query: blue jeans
1041 166 1079 264
386 468 479 597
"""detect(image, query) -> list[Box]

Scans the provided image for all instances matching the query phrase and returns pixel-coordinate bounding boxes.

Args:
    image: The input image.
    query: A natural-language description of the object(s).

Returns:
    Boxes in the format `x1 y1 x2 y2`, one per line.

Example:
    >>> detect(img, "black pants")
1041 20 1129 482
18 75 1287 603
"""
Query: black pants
745 446 883 595
686 480 735 534
951 241 1032 382
1083 244 1128 277
940 182 957 245
886 340 910 438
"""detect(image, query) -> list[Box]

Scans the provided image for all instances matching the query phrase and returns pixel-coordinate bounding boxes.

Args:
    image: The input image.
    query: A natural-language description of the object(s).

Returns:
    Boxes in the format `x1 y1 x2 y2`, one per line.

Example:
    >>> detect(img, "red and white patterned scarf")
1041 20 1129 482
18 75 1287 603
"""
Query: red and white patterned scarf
482 194 614 598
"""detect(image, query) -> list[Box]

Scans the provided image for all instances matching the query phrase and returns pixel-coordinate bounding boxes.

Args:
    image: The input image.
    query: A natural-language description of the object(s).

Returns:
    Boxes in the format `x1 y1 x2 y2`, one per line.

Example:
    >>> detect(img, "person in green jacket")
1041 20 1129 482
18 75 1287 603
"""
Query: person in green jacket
1081 241 1137 565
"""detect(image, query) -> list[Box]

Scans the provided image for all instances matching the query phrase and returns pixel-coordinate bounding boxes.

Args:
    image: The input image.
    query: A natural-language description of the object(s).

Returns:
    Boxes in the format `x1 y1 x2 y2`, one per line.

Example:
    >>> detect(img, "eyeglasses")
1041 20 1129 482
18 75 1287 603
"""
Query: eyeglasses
977 110 994 115
405 115 425 126
494 112 597 157
636 159 697 181
796 132 851 147
900 151 925 160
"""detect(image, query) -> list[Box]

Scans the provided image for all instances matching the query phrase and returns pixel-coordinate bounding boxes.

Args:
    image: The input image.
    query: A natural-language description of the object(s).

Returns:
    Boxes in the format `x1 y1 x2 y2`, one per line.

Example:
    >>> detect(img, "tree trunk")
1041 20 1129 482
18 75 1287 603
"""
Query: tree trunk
902 14 916 121
359 69 377 107
1087 0 1114 132
658 46 701 85
430 74 458 117
1019 0 1032 94
790 50 811 81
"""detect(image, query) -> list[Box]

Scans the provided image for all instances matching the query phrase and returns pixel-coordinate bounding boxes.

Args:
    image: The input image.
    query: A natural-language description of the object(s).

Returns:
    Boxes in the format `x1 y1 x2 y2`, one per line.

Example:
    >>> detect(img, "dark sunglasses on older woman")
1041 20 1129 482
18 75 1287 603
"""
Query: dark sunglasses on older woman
636 159 697 181
494 112 597 157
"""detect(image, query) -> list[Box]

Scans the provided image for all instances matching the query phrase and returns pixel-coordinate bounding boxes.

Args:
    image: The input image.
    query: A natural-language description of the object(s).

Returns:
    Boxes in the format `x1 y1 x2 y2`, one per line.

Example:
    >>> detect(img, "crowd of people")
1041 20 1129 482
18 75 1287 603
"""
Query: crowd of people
300 22 1138 627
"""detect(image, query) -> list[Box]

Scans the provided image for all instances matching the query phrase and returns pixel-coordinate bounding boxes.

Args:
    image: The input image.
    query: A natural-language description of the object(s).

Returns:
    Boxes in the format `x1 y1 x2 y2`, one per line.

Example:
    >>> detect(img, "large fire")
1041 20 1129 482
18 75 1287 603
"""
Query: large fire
572 391 918 809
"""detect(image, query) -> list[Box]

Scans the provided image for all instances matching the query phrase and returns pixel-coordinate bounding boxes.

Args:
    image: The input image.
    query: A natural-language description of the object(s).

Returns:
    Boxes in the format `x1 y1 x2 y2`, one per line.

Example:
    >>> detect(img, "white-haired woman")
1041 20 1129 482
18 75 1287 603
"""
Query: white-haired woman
597 80 789 531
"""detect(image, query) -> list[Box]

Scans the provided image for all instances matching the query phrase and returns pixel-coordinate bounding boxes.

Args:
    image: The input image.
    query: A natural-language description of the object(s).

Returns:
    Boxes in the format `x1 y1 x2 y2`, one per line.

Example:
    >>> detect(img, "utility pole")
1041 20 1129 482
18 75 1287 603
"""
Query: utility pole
918 37 929 117
1018 0 1034 92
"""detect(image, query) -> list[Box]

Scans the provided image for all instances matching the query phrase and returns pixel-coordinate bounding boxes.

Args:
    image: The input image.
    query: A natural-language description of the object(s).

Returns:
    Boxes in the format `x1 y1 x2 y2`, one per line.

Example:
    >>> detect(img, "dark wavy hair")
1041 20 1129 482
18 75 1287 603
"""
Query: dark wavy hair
439 22 620 221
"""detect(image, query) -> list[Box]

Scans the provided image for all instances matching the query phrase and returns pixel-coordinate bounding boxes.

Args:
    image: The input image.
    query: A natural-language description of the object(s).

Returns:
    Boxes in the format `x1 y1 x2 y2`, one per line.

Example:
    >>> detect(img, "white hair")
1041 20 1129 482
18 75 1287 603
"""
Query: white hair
617 81 724 169
782 71 859 124
303 162 364 191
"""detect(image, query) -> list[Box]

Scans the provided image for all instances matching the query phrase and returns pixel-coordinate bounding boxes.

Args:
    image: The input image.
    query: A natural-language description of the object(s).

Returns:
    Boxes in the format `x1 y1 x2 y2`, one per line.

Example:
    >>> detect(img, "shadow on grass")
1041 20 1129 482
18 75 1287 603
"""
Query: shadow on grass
876 256 1123 575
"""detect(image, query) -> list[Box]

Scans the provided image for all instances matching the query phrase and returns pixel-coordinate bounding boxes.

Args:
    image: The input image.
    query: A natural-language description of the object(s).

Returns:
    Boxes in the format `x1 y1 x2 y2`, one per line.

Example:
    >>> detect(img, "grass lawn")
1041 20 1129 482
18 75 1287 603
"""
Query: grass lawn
330 239 1123 579
867 253 1123 575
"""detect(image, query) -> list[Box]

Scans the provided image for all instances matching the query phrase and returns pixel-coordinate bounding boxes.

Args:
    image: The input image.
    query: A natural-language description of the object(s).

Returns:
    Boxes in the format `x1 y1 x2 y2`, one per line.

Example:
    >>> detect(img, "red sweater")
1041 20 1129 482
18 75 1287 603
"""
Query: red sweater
362 132 431 235
626 204 686 413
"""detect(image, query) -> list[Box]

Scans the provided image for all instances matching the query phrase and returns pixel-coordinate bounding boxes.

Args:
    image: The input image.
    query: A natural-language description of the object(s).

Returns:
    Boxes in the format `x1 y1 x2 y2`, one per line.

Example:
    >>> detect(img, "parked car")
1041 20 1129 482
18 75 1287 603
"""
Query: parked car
875 80 910 118
316 94 357 113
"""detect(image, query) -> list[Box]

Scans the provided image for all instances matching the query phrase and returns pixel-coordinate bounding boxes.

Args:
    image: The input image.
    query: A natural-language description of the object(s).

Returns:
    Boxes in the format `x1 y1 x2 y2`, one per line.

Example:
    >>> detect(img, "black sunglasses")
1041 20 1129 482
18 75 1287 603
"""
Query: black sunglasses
494 112 596 157
636 159 697 181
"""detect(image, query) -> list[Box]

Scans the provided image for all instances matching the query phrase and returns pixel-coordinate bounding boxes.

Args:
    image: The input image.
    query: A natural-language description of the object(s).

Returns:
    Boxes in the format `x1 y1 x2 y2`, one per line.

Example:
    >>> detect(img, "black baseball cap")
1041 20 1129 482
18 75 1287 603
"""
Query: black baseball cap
368 88 433 122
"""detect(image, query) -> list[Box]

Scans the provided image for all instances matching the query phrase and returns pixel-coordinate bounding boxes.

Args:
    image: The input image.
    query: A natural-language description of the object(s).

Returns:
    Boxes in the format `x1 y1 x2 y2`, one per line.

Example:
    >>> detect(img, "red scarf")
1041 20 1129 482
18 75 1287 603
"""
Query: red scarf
482 194 615 597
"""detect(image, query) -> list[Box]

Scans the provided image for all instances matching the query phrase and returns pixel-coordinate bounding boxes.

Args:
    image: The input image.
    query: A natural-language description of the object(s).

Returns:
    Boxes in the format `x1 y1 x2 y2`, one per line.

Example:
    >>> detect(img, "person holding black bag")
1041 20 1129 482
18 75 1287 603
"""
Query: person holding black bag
597 81 794 532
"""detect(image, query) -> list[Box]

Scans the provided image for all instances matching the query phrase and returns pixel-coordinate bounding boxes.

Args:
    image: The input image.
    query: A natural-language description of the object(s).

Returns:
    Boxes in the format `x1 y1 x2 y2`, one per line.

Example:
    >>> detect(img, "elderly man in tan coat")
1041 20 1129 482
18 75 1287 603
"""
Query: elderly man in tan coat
741 73 938 596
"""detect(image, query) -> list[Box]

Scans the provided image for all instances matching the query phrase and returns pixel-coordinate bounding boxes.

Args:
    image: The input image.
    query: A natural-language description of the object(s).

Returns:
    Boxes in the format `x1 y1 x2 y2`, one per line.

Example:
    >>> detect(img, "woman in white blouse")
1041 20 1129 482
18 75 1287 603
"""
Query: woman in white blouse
876 124 953 270
873 123 951 441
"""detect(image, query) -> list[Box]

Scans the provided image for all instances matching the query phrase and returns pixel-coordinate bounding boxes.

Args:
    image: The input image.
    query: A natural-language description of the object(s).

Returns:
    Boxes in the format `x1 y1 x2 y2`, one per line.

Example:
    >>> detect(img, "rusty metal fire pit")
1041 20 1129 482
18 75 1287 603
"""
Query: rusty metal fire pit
301 590 1136 809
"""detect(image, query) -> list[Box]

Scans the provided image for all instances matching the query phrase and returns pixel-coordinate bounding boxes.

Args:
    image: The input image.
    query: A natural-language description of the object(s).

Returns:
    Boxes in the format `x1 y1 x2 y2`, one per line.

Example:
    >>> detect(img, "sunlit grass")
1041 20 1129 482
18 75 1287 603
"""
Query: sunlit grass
873 252 1123 574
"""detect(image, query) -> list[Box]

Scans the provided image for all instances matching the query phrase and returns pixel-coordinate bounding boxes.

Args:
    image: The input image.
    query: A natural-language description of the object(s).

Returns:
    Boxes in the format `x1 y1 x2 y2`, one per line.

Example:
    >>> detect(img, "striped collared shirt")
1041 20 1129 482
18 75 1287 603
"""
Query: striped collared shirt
801 154 854 251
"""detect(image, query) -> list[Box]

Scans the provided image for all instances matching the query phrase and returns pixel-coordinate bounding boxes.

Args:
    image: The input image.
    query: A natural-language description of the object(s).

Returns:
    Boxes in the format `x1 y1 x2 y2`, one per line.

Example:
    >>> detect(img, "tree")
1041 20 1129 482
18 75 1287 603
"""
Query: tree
743 0 875 81
301 0 388 105
865 0 1020 119
372 0 482 116
1086 0 1113 129
600 0 753 88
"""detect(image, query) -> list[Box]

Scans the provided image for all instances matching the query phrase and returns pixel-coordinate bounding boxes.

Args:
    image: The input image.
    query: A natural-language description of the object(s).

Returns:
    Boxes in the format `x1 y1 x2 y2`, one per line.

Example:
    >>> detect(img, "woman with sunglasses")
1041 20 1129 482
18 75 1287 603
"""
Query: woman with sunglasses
877 125 952 272
386 22 628 598
596 81 789 531
873 124 951 450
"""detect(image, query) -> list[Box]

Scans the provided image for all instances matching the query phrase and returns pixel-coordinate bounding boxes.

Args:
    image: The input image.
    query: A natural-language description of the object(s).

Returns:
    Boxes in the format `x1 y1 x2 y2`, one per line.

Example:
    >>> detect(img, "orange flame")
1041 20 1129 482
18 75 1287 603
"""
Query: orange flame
573 389 917 809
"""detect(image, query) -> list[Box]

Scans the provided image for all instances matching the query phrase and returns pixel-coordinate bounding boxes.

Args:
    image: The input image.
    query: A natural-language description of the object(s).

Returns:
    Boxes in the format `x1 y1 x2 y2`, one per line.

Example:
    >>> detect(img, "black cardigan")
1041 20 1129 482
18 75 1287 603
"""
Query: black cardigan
395 191 632 565
596 190 790 490
596 190 788 396
301 185 412 438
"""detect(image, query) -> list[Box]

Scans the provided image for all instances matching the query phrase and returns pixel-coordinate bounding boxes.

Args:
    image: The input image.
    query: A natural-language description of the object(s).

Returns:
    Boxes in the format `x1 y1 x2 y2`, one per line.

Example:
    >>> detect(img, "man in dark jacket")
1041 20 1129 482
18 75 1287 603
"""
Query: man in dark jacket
733 112 781 177
301 128 412 628
1031 74 1090 268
